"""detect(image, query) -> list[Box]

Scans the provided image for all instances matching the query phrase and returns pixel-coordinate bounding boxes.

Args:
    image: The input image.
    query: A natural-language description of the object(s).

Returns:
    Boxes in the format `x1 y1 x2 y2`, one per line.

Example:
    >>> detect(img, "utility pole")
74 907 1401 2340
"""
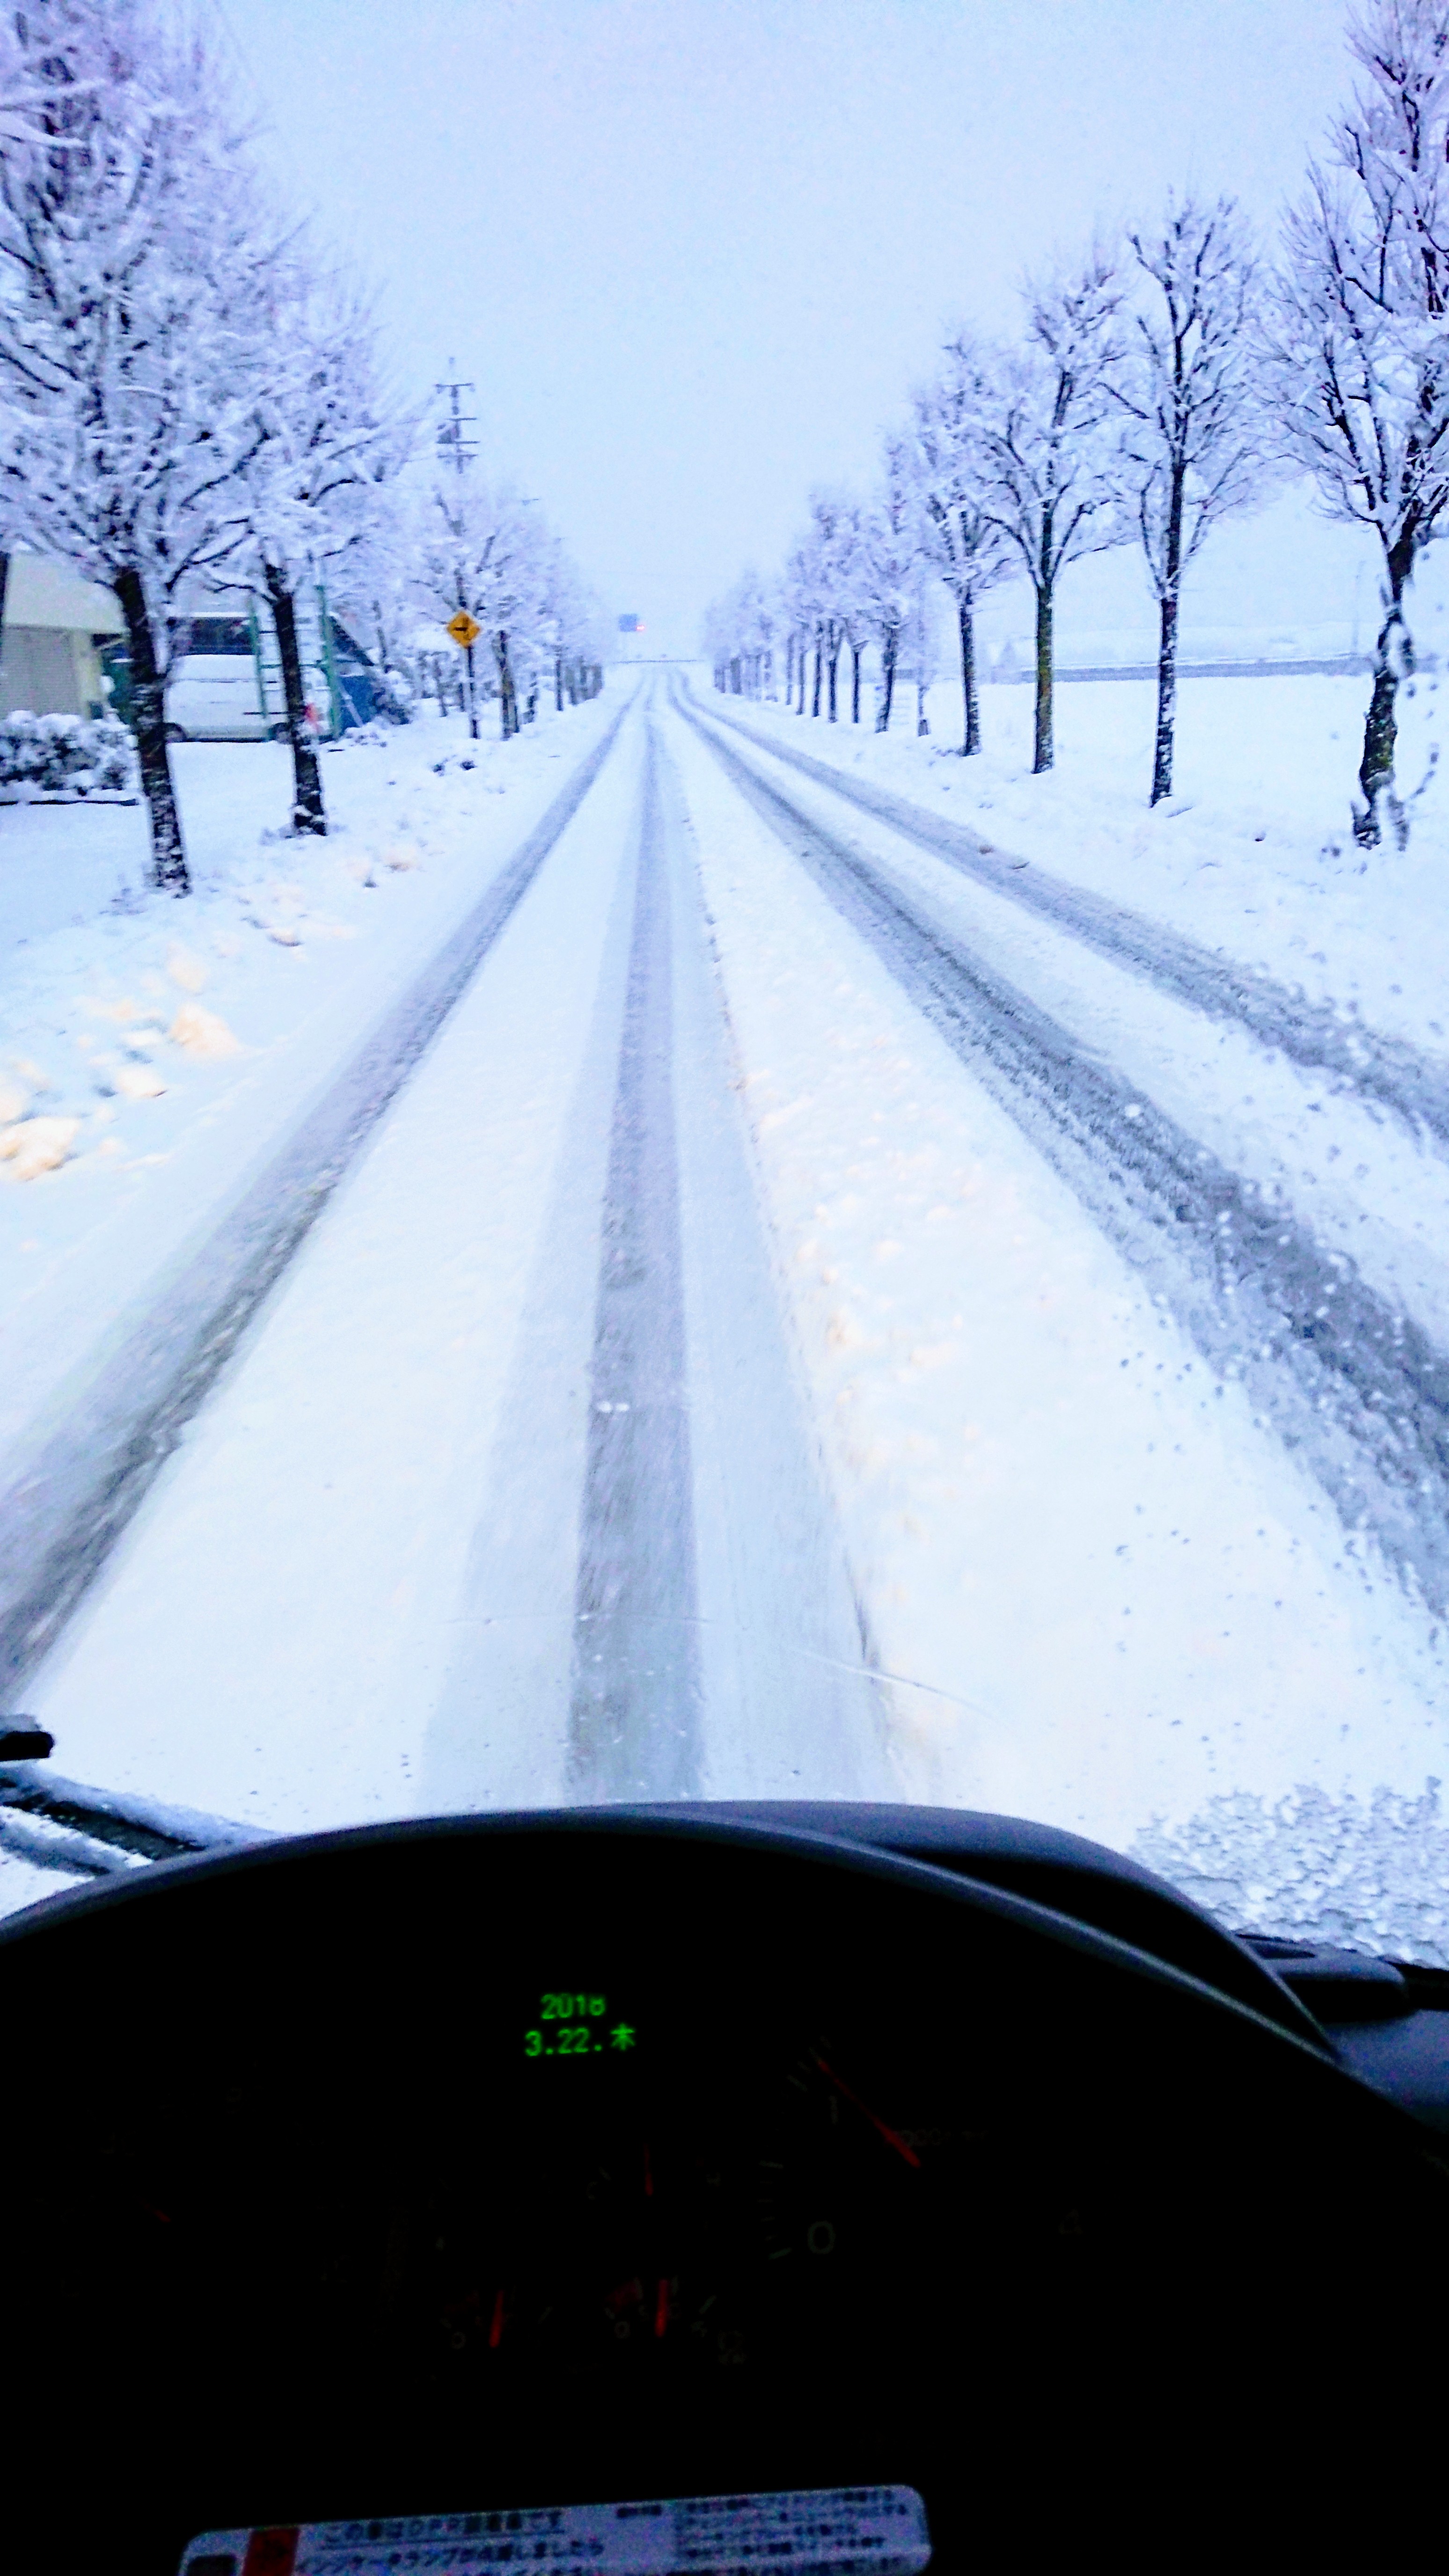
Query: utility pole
436 364 480 739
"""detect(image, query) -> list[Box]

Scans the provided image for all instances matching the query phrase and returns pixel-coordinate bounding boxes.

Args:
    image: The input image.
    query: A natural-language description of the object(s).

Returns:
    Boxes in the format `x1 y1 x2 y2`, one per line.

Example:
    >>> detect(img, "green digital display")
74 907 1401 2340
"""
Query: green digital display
522 1991 638 2060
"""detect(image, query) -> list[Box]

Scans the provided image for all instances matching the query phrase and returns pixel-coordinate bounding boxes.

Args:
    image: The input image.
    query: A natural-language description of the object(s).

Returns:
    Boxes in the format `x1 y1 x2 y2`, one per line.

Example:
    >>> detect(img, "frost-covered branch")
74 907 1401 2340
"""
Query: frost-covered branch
911 332 1015 754
0 0 280 891
1263 0 1449 843
1112 195 1266 803
978 253 1128 773
225 256 417 832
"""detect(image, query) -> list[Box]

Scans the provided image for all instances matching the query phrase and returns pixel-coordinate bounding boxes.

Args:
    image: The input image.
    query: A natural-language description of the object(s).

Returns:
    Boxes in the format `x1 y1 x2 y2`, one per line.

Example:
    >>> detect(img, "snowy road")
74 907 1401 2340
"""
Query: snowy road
679 681 1449 1618
0 709 629 1700
695 688 1449 1149
13 676 1449 1917
25 688 889 1836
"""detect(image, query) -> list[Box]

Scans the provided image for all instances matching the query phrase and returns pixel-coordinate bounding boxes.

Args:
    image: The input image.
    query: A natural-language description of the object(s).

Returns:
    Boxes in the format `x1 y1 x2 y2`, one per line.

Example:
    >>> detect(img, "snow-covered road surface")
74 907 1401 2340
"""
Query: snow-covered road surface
678 686 1449 1618
0 707 629 1699
11 676 1449 1954
24 689 890 1841
696 688 1449 1152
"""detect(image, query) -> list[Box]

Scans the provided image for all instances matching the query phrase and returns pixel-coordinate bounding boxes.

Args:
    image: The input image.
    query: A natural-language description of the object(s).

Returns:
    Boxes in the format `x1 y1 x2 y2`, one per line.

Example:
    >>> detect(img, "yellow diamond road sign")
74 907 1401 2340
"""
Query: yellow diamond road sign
446 609 482 648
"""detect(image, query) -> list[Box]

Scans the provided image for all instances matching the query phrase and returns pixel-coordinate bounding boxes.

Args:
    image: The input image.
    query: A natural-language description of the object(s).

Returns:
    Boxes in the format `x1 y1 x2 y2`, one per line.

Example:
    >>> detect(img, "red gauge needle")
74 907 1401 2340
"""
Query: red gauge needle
812 2052 922 2169
488 2288 506 2349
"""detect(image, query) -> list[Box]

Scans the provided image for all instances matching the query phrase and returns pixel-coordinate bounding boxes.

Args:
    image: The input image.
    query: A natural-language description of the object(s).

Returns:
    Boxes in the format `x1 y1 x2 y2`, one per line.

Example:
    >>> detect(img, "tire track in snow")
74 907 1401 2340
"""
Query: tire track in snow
690 684 1449 1154
569 717 702 1797
681 692 1449 1617
0 703 631 1700
562 698 892 1803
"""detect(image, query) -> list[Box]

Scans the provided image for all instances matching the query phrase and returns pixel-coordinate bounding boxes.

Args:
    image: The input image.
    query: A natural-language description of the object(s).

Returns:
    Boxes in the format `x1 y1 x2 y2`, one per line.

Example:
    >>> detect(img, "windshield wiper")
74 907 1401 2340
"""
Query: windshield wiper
0 1718 263 1878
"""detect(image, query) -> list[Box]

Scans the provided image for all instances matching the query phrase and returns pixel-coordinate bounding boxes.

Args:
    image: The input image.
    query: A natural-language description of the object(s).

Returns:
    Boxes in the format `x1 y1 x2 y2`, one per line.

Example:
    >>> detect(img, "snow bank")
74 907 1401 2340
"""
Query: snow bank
665 707 1449 1862
0 711 135 800
701 664 1449 1061
0 688 629 1476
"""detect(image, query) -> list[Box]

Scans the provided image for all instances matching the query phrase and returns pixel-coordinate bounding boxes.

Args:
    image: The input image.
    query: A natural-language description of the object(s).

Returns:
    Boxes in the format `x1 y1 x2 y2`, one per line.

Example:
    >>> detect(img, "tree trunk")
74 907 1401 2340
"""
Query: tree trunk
1355 538 1414 847
798 644 807 713
1151 589 1179 806
1032 573 1054 775
1150 457 1185 806
265 569 327 835
812 637 822 717
877 633 898 731
916 680 929 737
851 643 862 723
555 651 564 714
113 566 189 893
959 592 980 755
827 645 839 721
495 630 519 738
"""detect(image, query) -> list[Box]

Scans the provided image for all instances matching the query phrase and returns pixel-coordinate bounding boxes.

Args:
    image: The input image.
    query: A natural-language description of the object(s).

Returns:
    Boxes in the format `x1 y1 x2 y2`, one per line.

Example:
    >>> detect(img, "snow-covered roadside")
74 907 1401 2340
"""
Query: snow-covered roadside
695 667 1449 1063
18 709 650 1847
689 707 1449 1368
0 685 631 1470
664 706 1449 1890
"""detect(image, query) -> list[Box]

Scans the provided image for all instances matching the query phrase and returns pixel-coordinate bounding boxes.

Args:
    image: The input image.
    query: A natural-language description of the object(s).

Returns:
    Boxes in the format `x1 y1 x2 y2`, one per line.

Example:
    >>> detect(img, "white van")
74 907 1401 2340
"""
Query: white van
163 597 339 743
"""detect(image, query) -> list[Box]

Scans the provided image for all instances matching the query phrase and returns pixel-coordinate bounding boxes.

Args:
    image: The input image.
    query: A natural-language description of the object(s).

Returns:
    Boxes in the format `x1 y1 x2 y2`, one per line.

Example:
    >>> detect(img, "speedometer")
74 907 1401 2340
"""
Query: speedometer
380 1989 980 2392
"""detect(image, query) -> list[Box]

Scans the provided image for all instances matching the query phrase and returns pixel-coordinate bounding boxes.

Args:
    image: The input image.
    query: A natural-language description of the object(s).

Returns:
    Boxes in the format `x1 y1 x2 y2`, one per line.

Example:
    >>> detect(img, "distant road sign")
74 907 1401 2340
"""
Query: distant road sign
617 614 642 634
446 609 482 649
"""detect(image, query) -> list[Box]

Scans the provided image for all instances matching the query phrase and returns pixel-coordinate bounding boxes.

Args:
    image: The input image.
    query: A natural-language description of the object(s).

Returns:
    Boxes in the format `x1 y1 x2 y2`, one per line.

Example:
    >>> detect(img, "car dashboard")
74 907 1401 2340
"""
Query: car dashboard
3 1804 1447 2570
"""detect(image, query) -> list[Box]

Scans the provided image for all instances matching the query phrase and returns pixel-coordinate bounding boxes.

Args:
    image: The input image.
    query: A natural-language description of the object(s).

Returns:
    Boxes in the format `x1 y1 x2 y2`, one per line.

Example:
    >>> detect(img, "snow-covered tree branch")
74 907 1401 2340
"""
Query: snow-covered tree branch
413 473 548 741
1263 0 1449 844
911 332 1014 755
865 440 923 732
1112 195 1266 804
0 0 276 892
980 253 1128 774
227 260 417 833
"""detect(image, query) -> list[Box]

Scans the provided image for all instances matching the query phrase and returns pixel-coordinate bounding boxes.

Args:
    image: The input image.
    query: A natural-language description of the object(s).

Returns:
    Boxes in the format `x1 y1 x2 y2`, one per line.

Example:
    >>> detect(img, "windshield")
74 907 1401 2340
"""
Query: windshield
1 0 1446 1969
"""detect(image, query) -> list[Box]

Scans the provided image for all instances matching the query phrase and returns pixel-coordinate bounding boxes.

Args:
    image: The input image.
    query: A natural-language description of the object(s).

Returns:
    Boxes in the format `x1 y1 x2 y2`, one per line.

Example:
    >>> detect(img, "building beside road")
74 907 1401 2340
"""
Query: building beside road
0 551 124 720
0 550 384 739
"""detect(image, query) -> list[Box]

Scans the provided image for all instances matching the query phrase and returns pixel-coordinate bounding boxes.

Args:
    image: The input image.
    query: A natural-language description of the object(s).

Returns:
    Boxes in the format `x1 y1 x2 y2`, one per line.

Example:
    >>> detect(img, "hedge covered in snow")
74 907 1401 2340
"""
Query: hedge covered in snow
0 710 136 797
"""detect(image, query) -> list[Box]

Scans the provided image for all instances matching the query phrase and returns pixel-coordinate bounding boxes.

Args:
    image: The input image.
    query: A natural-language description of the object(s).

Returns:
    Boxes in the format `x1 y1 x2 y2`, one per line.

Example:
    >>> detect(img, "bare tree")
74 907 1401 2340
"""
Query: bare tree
328 477 421 713
809 494 859 721
0 1 95 147
782 540 820 714
414 476 544 741
0 0 273 892
981 254 1127 773
1112 197 1265 806
1263 0 1449 844
232 264 414 833
865 441 922 732
911 334 1015 754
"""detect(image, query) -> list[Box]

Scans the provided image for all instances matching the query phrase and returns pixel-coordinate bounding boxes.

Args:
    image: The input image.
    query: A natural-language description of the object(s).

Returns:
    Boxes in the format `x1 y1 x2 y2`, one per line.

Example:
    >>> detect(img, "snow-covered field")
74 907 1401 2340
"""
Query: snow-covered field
712 662 1449 1056
4 667 1449 1959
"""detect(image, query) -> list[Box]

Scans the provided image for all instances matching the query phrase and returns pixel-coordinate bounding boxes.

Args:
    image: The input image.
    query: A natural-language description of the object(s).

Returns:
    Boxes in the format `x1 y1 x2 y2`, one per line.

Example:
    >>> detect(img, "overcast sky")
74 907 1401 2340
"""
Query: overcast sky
220 0 1356 656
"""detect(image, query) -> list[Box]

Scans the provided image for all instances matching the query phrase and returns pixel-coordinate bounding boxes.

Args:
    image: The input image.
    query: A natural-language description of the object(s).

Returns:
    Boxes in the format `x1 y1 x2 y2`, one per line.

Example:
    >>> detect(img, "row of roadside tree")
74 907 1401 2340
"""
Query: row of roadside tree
0 0 603 894
704 0 1449 849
